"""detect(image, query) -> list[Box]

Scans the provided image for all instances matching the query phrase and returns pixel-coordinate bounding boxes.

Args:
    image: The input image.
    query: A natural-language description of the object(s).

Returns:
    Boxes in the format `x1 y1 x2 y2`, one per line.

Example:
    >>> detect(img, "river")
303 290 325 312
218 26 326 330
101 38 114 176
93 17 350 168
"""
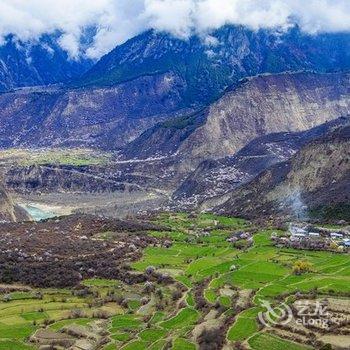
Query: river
19 204 59 221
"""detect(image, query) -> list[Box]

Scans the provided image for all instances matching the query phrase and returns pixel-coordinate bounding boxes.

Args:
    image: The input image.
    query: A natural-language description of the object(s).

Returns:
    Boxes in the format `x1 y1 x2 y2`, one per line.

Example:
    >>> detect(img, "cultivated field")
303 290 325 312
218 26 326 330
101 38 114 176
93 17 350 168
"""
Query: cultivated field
0 213 349 349
0 148 112 167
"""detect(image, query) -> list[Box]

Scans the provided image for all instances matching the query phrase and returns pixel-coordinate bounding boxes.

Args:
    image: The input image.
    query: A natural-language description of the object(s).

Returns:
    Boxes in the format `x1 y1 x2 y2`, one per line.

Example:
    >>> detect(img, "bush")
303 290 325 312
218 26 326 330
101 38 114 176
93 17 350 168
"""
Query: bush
292 260 313 275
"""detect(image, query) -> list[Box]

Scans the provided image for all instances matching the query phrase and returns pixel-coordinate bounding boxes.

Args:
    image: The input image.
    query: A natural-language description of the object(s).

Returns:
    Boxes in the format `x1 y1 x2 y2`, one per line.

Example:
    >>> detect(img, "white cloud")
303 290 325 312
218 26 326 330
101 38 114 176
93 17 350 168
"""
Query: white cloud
0 0 349 60
143 0 195 38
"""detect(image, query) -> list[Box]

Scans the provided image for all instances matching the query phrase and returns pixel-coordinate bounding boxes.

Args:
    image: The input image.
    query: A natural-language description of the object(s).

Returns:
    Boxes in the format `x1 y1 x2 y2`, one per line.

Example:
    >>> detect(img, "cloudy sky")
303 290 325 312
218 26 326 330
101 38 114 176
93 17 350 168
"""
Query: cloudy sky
1 0 350 59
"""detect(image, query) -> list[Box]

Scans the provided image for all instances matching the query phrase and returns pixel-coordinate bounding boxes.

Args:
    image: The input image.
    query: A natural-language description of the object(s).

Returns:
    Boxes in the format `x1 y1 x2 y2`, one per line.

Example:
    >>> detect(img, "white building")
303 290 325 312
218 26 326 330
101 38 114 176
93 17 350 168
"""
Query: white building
290 233 307 241
289 225 308 236
309 232 320 238
331 232 343 239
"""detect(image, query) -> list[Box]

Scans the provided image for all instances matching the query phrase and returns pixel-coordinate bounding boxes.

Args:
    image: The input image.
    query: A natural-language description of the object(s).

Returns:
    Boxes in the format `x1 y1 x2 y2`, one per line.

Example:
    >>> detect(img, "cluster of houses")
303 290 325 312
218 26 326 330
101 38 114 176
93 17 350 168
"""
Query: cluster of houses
194 229 211 238
226 231 253 244
271 223 350 251
190 220 219 238
289 223 350 245
226 231 253 250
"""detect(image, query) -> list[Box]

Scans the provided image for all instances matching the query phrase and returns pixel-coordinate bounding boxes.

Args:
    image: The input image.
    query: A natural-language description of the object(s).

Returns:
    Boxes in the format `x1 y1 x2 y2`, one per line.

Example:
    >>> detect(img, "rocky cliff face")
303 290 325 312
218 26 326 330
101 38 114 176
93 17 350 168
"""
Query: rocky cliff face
4 164 142 194
0 180 28 222
172 117 350 208
122 109 207 159
123 72 350 172
0 72 189 149
213 123 350 221
0 34 92 92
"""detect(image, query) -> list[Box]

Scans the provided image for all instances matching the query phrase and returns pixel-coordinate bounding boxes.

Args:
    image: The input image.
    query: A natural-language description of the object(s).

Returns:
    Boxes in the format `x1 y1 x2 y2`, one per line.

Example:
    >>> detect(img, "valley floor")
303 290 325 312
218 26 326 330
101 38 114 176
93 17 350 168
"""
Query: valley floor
0 147 171 219
0 213 349 349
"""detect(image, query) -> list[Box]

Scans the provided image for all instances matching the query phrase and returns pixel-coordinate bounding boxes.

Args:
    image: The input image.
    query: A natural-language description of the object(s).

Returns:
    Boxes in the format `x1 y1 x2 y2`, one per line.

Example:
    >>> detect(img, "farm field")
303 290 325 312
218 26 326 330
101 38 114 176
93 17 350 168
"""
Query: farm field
0 148 112 167
0 213 349 349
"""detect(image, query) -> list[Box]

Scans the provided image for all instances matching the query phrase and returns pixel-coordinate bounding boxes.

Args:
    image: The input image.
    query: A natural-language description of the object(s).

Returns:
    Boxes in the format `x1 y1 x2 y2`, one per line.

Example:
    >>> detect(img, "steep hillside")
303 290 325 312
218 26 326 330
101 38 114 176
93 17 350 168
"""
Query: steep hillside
77 25 350 107
122 108 207 159
0 72 189 149
0 180 28 222
123 72 350 171
173 117 350 208
0 35 92 92
213 124 350 221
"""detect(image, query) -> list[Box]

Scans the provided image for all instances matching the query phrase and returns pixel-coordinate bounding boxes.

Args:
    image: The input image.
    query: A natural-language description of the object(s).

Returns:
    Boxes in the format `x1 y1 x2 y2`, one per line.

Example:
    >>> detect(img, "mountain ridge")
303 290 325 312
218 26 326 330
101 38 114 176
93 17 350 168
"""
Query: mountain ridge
1 25 350 152
0 34 92 92
0 72 190 149
172 116 350 208
122 71 350 172
76 25 350 107
212 123 350 221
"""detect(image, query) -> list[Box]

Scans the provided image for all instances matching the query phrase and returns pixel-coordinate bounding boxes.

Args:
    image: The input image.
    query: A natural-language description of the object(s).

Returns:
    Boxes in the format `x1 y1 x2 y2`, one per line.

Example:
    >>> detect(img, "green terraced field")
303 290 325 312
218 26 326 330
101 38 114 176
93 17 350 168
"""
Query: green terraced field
161 308 200 330
248 333 311 350
227 310 259 341
0 213 349 349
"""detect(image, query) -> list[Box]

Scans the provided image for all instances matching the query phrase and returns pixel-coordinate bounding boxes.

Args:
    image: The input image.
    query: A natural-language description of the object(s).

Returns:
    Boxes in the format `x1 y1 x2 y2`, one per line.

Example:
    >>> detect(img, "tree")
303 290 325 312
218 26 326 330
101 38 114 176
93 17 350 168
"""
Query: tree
292 260 313 275
329 242 339 251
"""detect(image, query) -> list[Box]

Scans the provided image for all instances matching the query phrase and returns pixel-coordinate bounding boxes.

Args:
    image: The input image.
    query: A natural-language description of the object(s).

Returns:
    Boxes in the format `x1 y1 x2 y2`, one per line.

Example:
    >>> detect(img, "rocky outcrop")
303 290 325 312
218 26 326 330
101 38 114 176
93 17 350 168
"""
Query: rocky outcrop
0 180 28 222
4 164 142 194
123 72 350 172
0 72 189 149
122 108 207 159
213 123 350 221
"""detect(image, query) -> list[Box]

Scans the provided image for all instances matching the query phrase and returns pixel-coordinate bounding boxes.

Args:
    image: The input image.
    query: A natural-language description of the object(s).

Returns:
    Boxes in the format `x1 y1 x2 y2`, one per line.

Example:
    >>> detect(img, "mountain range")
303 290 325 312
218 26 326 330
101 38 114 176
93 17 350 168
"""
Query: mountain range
0 25 349 221
77 26 350 107
0 34 92 92
123 72 350 167
0 26 350 150
1 17 350 350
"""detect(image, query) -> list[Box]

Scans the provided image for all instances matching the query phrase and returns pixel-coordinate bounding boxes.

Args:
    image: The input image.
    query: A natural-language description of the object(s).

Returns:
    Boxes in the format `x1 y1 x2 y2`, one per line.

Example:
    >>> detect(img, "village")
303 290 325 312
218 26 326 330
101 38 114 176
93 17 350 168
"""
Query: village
272 222 350 251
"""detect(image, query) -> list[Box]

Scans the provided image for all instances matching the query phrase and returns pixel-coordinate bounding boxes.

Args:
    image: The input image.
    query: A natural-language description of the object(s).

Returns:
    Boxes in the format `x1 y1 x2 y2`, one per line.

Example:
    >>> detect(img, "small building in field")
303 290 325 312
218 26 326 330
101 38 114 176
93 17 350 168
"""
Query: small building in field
342 239 350 247
308 232 320 238
290 233 307 241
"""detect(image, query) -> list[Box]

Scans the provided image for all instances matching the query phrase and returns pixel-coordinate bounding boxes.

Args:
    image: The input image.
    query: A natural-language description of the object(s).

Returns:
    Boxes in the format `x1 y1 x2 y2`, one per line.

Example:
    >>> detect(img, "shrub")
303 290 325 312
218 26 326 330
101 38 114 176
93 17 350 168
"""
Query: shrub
292 260 313 275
